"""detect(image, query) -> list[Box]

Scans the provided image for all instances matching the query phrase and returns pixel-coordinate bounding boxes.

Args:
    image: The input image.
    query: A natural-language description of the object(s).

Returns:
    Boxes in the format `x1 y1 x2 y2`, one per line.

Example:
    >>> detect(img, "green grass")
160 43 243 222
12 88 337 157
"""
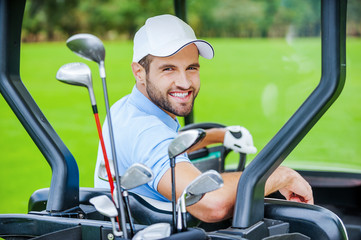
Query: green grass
0 38 360 213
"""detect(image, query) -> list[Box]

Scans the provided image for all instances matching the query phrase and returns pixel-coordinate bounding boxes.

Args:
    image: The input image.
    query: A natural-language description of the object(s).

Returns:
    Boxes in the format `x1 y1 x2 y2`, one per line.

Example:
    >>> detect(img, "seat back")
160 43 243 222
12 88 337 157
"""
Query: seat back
188 146 227 173
28 188 200 227
264 198 348 240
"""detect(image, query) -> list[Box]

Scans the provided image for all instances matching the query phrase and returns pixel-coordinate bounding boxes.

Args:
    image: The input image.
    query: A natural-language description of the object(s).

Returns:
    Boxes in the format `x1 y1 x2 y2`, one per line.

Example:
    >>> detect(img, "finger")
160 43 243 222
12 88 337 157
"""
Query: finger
280 184 314 204
265 166 314 204
240 146 257 154
292 181 314 204
289 195 303 203
279 188 293 200
285 170 314 204
279 187 313 204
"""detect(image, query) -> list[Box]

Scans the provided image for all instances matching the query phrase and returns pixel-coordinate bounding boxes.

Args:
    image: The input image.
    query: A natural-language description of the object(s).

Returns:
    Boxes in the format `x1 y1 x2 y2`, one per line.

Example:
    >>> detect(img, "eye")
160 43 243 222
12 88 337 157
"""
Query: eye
187 64 200 71
163 67 173 71
187 66 199 71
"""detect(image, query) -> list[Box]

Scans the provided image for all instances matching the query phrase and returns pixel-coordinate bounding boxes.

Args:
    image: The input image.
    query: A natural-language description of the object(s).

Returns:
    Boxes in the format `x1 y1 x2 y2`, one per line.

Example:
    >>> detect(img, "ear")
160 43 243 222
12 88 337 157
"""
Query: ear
131 62 146 85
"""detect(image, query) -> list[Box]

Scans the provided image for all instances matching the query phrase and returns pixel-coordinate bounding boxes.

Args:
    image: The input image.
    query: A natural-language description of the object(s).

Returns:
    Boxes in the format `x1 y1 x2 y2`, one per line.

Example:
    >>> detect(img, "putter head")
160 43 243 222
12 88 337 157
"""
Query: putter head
168 129 206 159
185 170 224 206
121 163 153 190
89 195 118 218
56 62 92 88
66 33 105 64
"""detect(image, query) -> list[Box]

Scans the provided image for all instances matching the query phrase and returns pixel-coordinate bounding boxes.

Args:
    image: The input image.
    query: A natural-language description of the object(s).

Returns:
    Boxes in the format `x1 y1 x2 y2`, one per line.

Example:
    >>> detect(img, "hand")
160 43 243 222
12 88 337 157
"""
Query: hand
266 166 314 204
223 126 257 154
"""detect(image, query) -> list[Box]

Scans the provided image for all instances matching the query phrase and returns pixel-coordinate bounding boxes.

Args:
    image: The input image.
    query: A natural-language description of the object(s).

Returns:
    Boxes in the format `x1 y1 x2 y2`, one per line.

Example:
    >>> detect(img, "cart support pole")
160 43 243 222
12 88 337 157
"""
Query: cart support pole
0 0 79 212
232 0 347 228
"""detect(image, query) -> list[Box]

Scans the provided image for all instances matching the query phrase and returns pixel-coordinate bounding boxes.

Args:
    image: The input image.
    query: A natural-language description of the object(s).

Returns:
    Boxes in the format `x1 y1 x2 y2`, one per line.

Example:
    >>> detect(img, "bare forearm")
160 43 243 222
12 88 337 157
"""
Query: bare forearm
188 167 313 222
188 128 226 152
265 166 313 204
158 163 313 223
187 171 241 222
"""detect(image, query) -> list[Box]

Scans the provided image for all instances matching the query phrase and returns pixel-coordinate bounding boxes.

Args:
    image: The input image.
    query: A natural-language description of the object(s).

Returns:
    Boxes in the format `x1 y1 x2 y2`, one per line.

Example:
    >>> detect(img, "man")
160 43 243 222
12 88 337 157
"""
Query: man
94 14 313 223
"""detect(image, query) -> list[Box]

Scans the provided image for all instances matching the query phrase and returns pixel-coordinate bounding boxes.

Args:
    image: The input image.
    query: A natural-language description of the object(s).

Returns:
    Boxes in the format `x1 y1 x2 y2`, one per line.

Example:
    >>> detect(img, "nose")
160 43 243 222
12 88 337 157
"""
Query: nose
174 70 191 90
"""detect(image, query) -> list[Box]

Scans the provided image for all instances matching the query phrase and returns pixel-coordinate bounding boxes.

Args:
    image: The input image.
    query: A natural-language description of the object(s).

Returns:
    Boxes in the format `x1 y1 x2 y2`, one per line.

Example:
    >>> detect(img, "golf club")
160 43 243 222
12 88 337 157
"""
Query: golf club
56 62 115 195
112 163 153 237
66 33 128 239
168 128 206 232
176 170 224 232
89 195 123 237
132 223 171 240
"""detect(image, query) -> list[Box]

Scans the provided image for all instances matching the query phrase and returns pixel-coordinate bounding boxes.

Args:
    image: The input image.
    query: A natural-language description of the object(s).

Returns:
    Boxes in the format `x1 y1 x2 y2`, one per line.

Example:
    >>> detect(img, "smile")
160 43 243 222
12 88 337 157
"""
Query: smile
169 91 190 99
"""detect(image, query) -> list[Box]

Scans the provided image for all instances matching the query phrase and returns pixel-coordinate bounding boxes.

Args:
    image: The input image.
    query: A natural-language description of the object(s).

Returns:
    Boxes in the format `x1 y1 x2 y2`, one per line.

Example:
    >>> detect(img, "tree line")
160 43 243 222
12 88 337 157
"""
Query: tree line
22 0 361 42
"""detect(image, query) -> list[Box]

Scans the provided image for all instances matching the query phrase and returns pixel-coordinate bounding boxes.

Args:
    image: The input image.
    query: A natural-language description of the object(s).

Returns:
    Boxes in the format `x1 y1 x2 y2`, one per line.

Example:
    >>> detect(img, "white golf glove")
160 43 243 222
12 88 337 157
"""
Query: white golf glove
223 126 257 154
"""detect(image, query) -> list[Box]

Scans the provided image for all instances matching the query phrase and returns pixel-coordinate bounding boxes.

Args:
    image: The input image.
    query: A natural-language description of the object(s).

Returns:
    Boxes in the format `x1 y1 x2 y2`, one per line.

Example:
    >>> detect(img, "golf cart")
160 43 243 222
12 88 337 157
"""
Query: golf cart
0 0 358 239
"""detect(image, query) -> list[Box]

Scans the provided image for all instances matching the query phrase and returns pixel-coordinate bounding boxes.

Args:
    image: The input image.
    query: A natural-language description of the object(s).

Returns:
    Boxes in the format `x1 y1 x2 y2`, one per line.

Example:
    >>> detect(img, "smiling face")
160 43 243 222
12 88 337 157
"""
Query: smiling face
133 44 201 119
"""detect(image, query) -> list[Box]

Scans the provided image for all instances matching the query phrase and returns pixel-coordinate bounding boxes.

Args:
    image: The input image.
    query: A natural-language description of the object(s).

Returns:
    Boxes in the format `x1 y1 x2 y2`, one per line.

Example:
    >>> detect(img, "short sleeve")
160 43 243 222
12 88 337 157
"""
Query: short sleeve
132 122 189 195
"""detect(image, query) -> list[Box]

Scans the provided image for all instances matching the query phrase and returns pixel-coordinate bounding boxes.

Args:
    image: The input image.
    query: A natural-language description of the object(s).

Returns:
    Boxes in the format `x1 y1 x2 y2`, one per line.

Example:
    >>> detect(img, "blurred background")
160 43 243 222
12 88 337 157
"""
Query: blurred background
20 0 361 41
0 0 360 213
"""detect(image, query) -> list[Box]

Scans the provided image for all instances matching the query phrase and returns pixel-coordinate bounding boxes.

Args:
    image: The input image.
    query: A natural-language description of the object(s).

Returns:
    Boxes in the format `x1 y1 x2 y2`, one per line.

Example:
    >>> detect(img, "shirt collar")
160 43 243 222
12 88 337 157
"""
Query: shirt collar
129 85 180 132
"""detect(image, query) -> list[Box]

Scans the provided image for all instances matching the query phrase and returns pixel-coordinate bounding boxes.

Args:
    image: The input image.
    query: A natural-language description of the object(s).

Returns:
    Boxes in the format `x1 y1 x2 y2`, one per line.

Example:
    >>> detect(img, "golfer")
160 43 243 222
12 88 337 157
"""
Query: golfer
94 14 313 223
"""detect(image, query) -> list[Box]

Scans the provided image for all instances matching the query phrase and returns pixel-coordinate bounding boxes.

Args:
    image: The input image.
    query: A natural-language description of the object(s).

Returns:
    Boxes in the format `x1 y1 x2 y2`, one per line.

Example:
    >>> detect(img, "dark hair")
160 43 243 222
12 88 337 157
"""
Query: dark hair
138 55 153 74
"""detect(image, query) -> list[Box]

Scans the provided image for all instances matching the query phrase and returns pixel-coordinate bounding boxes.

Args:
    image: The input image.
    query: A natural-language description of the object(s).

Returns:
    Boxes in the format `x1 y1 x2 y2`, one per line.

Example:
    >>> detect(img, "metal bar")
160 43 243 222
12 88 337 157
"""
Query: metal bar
232 0 347 228
174 0 194 125
0 0 79 212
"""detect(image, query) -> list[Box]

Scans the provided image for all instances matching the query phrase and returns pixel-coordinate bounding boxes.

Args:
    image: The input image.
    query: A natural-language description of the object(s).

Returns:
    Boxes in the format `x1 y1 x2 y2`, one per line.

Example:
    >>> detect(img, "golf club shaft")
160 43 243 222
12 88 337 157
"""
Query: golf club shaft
181 212 187 231
176 204 182 232
100 76 128 239
93 110 115 194
177 196 187 232
123 190 135 237
93 107 124 231
171 158 177 232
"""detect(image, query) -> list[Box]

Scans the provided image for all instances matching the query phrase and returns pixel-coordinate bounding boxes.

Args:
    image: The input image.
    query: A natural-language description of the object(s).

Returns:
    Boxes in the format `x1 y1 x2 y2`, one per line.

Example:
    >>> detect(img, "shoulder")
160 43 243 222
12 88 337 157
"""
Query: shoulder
112 104 176 154
135 117 177 147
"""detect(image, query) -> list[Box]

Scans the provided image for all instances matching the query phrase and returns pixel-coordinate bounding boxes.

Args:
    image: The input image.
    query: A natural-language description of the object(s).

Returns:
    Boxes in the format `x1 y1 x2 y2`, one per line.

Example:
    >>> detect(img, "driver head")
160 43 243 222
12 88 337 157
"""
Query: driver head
66 33 105 64
56 62 92 88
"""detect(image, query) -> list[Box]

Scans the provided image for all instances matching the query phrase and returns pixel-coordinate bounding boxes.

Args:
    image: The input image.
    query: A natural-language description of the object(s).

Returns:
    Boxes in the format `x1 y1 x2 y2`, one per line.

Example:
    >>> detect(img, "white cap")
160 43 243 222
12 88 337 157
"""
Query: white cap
133 14 214 62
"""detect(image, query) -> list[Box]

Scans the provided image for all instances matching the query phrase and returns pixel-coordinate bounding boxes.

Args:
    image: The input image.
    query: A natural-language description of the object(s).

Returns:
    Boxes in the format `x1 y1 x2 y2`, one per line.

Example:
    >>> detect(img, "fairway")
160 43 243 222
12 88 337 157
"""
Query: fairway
0 38 360 214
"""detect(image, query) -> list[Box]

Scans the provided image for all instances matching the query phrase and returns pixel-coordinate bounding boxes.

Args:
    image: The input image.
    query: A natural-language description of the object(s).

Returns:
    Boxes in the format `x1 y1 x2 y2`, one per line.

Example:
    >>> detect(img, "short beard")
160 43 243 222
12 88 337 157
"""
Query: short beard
145 76 197 117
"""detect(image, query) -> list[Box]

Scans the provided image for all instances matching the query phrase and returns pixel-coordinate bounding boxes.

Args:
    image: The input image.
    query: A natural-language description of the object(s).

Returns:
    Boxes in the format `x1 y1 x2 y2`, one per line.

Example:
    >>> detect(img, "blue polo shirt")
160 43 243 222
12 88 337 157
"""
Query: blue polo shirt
94 85 189 201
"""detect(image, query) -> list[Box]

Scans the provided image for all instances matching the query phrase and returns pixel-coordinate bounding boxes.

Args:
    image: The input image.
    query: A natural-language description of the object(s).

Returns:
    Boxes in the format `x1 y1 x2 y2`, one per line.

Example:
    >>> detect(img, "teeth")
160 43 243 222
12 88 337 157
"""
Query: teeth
170 92 189 98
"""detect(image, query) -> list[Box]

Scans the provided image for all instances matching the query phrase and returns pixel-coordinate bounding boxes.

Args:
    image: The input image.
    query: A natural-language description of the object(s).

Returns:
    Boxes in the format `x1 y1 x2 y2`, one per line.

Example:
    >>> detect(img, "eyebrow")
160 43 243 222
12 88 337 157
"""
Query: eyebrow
189 63 200 68
158 63 200 70
158 64 176 70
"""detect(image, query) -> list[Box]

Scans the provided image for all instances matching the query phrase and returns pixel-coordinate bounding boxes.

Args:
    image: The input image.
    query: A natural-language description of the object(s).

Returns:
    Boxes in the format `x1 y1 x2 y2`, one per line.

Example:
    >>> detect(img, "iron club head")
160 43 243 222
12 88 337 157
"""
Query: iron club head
121 163 153 190
99 163 153 190
168 128 206 159
184 169 224 206
132 223 171 240
89 195 118 218
89 195 123 237
176 170 224 232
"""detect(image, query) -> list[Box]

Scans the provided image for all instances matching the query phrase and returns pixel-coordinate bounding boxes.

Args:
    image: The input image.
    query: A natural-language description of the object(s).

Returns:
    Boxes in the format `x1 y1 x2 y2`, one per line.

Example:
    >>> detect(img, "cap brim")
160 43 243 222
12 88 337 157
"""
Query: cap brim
149 39 214 60
194 40 214 59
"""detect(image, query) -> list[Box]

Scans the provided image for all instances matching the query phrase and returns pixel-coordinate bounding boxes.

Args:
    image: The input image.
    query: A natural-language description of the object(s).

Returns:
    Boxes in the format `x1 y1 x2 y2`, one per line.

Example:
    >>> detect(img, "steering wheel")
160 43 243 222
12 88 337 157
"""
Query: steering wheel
180 122 247 172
